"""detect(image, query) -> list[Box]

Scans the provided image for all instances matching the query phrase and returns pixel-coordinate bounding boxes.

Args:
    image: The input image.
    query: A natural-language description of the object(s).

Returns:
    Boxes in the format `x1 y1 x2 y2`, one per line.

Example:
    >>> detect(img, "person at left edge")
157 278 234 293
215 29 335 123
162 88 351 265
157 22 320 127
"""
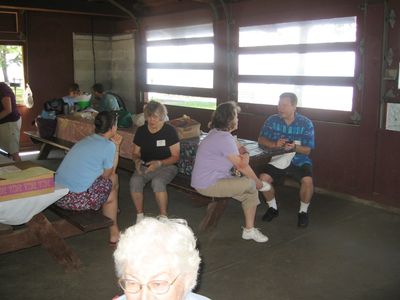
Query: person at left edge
0 82 21 161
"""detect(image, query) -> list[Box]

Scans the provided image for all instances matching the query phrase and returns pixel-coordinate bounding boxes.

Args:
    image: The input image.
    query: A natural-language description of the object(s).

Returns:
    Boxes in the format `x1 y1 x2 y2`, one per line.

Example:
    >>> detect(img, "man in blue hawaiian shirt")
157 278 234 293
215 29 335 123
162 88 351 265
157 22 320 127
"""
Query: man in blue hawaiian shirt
258 92 315 227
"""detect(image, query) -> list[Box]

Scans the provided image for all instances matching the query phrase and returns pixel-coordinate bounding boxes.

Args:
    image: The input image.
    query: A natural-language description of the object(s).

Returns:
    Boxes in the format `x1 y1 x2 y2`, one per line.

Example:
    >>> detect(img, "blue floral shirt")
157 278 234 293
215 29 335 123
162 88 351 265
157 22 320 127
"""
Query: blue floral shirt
259 113 315 166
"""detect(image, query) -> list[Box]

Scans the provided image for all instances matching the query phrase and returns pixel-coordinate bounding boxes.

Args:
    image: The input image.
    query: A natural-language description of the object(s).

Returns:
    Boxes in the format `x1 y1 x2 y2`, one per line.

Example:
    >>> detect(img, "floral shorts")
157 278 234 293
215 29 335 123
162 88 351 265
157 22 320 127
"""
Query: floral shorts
56 176 112 211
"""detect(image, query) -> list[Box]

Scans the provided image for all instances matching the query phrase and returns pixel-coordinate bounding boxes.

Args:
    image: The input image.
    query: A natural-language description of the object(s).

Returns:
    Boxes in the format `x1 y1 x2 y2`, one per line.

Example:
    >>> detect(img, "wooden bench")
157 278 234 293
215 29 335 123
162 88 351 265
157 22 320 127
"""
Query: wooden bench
24 131 74 159
0 206 113 270
48 205 113 232
169 174 231 232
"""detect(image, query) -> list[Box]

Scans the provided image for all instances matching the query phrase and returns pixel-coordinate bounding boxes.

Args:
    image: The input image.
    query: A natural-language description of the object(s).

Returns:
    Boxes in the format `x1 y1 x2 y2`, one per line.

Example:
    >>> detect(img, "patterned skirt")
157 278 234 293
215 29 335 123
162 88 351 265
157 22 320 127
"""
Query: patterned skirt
56 176 112 211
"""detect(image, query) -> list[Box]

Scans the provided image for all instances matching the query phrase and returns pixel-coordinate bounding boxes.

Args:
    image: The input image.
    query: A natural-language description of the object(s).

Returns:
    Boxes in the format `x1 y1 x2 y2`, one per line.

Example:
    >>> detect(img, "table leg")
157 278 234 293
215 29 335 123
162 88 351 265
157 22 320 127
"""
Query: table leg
27 213 81 271
198 198 230 232
38 143 52 160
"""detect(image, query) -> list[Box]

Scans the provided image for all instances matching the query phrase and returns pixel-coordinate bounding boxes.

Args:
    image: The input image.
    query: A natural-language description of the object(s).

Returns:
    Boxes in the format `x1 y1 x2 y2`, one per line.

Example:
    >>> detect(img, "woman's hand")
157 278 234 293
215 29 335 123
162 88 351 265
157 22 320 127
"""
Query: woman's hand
238 145 249 155
134 158 143 174
111 133 123 146
145 160 162 173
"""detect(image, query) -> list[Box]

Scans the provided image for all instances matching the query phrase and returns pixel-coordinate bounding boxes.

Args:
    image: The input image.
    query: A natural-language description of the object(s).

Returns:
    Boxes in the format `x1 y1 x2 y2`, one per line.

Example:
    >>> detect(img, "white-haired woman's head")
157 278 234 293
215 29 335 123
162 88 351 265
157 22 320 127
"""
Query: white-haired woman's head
114 217 201 299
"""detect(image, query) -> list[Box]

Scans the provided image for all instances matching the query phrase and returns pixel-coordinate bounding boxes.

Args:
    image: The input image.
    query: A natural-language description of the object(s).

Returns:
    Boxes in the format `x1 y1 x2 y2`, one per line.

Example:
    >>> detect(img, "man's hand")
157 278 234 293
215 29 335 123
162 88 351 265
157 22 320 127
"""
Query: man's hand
275 138 287 148
284 141 296 151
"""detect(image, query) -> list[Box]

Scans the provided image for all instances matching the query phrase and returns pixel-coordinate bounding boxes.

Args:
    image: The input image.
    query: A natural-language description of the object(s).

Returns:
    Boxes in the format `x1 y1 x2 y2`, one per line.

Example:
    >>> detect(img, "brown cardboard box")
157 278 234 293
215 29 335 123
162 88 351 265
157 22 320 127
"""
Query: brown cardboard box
168 116 201 140
0 161 55 202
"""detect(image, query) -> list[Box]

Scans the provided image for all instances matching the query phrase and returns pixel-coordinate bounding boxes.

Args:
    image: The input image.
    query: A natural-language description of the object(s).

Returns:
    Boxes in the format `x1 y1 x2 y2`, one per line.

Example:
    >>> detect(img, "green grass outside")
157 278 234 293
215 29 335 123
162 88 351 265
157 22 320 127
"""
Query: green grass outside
157 99 216 110
15 87 24 105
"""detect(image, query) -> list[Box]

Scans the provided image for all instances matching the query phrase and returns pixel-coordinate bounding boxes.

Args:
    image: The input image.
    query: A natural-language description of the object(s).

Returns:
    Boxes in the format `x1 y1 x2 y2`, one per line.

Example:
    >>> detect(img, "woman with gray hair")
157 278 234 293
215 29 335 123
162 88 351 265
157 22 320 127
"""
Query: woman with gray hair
113 217 210 300
191 101 270 243
130 101 180 223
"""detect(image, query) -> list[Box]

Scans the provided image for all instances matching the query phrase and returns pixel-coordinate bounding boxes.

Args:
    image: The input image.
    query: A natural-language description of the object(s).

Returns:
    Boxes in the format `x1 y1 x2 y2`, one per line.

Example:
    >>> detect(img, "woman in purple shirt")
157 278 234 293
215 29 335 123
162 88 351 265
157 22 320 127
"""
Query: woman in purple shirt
191 101 270 243
0 82 21 161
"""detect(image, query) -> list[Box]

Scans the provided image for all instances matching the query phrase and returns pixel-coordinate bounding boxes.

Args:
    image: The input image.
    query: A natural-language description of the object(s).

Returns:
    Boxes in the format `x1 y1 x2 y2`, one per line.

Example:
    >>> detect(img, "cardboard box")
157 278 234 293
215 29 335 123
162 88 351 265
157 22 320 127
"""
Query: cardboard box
168 116 201 140
0 161 55 202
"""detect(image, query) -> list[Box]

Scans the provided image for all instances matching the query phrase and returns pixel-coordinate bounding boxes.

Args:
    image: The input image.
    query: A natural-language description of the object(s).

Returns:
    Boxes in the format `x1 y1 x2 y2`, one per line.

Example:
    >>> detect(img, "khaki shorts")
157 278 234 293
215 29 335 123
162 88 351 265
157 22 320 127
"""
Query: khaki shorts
0 118 21 154
196 176 260 210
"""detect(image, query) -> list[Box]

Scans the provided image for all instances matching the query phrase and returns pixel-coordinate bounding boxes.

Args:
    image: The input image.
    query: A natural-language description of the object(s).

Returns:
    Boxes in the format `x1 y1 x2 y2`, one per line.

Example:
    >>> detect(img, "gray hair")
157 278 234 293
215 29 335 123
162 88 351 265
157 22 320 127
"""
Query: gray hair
279 92 298 106
144 100 168 121
113 217 201 292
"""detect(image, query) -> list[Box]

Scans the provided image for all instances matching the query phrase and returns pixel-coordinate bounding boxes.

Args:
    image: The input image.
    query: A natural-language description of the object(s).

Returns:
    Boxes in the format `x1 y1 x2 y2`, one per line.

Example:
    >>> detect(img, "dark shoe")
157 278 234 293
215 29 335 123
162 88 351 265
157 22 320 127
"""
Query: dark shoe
298 212 309 228
262 207 279 222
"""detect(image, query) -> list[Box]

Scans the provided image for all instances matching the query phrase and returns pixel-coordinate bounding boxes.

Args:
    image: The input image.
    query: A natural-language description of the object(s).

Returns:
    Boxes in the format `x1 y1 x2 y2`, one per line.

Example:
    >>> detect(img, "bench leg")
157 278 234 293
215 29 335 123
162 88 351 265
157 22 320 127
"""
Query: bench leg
198 198 230 232
38 143 53 160
27 213 82 271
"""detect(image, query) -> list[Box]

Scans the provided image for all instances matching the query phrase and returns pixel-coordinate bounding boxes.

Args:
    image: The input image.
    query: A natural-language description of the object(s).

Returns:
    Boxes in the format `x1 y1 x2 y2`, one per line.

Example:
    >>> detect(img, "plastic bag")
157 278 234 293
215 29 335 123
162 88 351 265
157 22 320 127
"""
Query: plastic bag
23 83 34 108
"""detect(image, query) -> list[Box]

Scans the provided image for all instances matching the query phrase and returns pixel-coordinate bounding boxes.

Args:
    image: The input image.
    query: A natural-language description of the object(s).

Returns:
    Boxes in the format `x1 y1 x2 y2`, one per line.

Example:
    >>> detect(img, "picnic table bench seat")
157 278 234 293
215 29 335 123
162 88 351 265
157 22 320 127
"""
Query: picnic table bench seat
24 131 74 159
48 205 113 232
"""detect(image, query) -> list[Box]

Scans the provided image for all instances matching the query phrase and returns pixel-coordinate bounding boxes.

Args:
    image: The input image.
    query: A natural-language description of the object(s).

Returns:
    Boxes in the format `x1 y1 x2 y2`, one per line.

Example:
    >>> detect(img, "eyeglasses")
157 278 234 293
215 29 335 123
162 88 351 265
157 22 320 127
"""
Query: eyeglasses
118 274 180 295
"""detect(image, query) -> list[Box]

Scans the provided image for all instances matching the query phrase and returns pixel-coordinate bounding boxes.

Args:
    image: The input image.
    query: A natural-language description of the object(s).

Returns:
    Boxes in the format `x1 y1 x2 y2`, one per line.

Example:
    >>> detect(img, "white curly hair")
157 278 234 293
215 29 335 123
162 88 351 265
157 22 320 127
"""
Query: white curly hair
113 217 201 292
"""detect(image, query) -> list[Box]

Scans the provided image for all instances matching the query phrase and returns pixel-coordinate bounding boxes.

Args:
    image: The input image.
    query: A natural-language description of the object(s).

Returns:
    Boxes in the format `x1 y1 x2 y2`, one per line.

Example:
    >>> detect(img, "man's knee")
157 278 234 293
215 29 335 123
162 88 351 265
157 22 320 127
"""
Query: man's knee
259 172 272 183
301 176 313 188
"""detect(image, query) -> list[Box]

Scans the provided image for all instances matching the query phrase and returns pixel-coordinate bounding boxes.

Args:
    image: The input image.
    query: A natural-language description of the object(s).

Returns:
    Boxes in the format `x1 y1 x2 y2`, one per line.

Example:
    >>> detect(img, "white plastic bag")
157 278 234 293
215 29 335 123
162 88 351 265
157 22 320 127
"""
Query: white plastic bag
23 83 34 108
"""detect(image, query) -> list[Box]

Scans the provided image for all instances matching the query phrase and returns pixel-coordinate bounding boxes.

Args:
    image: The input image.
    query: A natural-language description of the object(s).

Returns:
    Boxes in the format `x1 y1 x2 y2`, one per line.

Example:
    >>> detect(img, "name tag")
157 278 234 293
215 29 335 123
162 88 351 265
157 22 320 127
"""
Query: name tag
157 139 166 147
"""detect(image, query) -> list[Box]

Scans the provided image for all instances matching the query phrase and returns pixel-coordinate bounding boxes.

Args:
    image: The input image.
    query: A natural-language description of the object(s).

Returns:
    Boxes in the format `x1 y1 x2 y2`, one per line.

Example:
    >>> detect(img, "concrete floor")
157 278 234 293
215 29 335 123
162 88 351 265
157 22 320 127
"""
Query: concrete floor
1 151 400 300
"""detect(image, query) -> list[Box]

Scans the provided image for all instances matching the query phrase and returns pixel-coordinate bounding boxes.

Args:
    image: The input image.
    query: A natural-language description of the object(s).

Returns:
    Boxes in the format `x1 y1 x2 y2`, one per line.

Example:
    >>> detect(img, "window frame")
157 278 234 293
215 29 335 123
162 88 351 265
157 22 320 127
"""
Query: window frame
234 15 362 124
0 41 27 106
143 24 217 108
0 10 28 107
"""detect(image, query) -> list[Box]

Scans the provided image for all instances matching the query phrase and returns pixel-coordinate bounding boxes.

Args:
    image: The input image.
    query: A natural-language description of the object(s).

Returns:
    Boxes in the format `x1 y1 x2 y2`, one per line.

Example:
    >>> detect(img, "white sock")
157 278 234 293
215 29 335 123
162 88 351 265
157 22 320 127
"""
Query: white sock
267 198 277 210
299 202 310 213
136 213 144 224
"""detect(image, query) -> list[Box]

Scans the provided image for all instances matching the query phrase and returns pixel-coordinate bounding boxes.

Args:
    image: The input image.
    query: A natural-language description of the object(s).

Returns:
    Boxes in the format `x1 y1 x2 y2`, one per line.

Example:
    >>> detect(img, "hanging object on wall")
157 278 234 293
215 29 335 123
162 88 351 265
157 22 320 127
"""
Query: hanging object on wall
384 88 396 99
385 48 394 67
350 110 361 125
388 9 396 28
23 83 34 108
386 103 400 131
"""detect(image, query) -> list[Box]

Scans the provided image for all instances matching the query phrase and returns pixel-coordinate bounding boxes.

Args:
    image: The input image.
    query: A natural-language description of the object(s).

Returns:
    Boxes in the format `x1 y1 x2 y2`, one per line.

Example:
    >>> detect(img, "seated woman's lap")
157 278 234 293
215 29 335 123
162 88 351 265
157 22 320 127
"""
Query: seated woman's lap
129 165 178 193
196 177 260 209
56 176 112 211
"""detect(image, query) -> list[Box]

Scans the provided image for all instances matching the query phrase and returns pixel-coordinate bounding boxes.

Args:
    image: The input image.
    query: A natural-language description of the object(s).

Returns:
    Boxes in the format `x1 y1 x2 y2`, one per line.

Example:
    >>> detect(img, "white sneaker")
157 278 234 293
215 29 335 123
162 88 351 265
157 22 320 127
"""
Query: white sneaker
258 181 271 192
136 213 144 224
157 215 168 222
242 227 269 243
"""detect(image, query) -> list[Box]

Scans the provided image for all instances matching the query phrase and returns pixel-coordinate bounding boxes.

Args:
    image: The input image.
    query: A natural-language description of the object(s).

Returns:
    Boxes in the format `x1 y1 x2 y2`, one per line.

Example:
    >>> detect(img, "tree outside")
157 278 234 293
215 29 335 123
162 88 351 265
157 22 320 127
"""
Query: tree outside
0 45 25 104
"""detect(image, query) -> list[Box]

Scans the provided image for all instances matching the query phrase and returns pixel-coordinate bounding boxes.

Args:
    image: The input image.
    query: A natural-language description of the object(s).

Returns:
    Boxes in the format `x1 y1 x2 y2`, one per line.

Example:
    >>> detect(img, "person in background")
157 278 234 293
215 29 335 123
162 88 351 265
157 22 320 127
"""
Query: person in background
129 101 180 223
258 92 315 228
191 101 270 243
68 83 81 98
0 82 21 161
55 111 121 244
62 83 81 109
90 83 120 112
113 217 210 300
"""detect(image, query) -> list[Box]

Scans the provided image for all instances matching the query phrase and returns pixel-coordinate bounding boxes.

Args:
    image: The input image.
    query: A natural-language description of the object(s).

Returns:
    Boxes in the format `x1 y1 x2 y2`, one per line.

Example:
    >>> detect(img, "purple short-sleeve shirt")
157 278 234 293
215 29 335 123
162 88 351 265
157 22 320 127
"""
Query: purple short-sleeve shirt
191 129 239 189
